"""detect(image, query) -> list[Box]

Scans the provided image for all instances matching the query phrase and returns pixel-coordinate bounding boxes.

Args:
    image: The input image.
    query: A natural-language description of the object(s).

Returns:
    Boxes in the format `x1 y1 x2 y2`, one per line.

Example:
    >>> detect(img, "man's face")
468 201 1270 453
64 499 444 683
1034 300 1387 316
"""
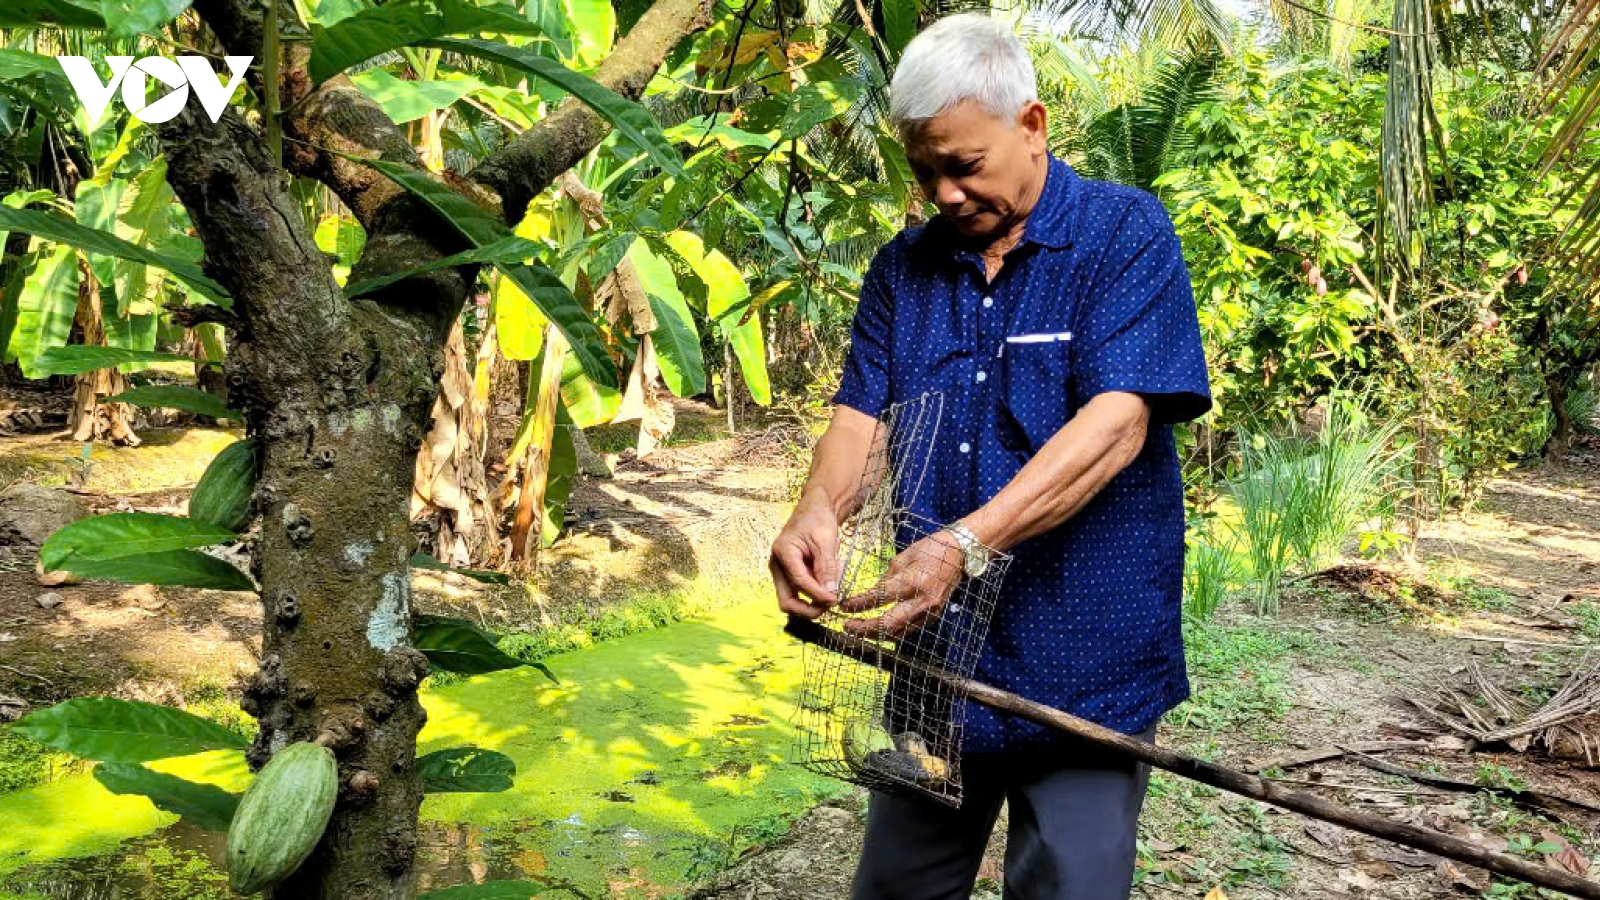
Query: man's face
903 99 1049 240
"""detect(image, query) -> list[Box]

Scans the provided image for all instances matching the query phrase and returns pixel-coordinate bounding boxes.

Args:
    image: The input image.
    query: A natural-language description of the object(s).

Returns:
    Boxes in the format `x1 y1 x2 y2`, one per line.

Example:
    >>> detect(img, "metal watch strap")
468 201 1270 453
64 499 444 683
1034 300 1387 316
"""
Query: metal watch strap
946 523 988 577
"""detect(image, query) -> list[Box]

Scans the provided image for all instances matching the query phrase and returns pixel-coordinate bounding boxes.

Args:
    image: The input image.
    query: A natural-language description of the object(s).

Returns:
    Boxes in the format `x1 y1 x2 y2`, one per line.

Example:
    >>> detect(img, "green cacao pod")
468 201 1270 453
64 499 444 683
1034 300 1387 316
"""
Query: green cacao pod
226 741 338 895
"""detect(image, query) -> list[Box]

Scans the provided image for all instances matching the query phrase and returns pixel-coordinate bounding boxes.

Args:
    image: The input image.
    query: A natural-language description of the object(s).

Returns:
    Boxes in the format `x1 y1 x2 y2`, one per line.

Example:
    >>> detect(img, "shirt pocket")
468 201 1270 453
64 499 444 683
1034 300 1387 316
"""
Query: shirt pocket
998 335 1074 454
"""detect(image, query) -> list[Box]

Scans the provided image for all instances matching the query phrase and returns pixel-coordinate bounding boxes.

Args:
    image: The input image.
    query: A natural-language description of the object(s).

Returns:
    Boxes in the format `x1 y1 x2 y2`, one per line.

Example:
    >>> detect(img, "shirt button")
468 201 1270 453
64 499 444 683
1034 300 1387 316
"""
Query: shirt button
975 370 987 383
959 442 971 454
982 296 994 308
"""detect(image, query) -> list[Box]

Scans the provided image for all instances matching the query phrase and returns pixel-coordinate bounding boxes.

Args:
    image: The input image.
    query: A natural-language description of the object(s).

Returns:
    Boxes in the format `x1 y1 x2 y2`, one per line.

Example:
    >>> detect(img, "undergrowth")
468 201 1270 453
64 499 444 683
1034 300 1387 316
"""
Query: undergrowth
1166 622 1322 742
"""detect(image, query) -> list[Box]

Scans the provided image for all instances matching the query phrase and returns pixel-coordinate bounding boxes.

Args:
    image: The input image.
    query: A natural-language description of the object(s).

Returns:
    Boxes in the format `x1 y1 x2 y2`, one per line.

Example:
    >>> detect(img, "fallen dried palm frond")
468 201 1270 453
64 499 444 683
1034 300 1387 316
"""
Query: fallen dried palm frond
1408 657 1600 764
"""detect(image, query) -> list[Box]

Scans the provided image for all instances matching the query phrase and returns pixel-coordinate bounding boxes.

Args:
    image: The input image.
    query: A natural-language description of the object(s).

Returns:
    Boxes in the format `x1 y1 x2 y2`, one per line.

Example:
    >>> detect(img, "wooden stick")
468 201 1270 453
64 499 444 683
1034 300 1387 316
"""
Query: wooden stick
1450 633 1588 649
1336 744 1600 816
1265 777 1446 796
785 616 1600 900
1252 740 1430 773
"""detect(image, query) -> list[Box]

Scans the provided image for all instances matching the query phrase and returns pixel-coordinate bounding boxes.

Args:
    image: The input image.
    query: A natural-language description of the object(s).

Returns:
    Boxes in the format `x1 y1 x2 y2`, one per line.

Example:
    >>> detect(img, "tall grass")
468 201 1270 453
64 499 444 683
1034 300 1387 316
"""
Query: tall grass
1183 528 1242 622
1231 399 1404 614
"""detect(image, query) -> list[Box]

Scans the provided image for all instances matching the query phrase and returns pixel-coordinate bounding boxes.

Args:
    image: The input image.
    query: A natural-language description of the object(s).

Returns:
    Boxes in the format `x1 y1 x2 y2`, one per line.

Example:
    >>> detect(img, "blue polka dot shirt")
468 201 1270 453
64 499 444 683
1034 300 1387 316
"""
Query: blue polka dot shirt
832 156 1213 753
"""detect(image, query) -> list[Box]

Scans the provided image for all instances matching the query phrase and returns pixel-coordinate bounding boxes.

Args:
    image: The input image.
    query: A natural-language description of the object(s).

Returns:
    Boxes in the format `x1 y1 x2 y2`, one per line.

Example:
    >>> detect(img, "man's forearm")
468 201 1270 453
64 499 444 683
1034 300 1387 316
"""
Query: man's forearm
798 405 880 523
962 391 1151 553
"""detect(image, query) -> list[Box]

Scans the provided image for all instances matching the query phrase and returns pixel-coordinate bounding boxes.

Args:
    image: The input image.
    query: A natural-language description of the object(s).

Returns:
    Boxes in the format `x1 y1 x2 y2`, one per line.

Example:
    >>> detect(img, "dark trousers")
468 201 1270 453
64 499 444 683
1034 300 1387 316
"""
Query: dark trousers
849 728 1155 900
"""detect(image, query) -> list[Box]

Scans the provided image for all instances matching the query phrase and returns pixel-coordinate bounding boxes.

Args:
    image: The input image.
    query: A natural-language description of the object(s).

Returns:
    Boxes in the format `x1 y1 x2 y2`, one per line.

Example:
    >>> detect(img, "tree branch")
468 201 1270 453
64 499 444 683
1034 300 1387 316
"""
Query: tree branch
156 105 356 409
469 0 715 223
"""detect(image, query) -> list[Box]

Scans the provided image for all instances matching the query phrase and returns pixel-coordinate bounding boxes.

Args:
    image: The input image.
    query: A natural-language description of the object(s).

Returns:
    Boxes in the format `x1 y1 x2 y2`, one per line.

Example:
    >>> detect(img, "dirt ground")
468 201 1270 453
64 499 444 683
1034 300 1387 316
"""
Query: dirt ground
692 438 1600 900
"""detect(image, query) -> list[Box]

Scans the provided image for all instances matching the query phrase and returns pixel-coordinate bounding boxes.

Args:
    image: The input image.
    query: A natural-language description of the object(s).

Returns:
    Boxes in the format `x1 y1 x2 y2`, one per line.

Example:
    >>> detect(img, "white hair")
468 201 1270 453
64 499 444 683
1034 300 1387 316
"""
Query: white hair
888 14 1037 133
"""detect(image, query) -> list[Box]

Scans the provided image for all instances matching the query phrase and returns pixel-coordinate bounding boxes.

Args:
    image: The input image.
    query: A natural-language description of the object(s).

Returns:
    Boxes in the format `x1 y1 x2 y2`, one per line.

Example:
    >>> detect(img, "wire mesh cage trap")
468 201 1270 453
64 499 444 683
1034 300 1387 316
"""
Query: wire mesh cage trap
792 393 1013 807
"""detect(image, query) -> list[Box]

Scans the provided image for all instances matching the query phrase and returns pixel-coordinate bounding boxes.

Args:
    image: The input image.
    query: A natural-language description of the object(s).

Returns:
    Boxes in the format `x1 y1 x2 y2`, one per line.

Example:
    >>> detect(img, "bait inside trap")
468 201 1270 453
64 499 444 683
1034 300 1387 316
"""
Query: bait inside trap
792 393 1012 807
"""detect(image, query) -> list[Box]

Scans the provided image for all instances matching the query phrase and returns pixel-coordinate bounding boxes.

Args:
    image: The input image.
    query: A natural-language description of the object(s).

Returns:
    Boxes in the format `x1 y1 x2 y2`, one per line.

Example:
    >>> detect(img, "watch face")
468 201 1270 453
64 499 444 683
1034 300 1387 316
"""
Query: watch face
964 547 987 578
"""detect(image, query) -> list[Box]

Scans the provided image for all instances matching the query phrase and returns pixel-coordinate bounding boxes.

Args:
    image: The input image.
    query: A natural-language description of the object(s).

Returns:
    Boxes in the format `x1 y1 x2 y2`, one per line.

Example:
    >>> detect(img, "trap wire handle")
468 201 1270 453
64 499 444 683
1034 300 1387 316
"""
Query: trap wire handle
785 615 1600 900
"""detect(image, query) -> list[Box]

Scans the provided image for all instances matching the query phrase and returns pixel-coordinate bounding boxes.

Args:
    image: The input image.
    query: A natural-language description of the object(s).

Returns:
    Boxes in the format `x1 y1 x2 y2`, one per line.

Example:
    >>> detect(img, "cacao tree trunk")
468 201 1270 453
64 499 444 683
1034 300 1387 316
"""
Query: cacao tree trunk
161 108 441 900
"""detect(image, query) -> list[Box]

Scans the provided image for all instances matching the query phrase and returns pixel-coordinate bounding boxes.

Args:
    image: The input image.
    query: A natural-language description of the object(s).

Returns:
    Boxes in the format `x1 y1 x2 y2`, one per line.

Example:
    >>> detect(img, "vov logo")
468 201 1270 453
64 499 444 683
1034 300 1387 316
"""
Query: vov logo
57 56 253 124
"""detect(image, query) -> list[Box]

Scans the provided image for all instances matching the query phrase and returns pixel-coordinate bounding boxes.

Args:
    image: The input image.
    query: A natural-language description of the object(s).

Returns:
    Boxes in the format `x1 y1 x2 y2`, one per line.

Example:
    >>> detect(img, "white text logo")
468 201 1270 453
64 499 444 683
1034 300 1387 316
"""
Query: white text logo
57 56 253 124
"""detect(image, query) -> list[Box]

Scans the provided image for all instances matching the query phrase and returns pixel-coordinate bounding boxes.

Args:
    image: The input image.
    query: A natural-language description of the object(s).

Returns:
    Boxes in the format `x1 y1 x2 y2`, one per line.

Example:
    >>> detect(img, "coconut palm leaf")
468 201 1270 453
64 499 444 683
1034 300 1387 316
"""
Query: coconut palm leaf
1376 0 1441 278
1074 41 1221 190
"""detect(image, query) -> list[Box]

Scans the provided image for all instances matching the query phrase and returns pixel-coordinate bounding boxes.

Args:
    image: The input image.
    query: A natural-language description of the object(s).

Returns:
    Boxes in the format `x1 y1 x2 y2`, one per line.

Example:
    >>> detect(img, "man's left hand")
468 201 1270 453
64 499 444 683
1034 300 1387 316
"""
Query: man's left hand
838 531 964 639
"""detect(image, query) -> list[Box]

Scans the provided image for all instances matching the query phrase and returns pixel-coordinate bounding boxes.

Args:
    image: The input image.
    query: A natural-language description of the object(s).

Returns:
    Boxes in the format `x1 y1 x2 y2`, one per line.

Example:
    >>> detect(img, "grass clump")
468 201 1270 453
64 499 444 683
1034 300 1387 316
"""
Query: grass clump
1231 398 1403 614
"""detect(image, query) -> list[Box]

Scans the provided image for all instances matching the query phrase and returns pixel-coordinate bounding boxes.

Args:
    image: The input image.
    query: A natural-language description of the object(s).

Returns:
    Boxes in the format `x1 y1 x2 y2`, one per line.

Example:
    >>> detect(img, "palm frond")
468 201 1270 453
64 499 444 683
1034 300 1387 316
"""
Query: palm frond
1376 0 1440 279
1074 41 1222 189
1326 0 1380 71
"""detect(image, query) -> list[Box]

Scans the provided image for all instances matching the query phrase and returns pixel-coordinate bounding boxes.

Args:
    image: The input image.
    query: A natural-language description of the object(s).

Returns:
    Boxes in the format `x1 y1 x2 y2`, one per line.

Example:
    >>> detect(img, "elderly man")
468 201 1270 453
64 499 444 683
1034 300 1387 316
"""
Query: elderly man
768 13 1212 900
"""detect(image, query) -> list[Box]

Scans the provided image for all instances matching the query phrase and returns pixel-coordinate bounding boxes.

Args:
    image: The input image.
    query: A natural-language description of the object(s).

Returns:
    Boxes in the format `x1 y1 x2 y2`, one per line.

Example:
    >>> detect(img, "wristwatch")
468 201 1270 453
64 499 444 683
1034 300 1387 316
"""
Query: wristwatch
944 523 991 579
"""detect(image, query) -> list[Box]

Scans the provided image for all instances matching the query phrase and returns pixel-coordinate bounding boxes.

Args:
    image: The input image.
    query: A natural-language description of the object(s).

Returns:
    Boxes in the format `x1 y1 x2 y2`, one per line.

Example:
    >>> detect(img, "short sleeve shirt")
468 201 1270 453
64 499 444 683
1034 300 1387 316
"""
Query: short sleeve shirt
831 156 1212 753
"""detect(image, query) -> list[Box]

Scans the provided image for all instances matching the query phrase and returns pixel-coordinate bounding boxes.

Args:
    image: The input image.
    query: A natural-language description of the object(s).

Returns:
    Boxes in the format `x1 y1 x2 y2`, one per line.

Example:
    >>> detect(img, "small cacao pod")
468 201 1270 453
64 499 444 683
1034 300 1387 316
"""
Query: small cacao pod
1515 265 1528 285
1315 277 1328 296
1300 257 1313 274
226 741 339 895
1307 265 1322 285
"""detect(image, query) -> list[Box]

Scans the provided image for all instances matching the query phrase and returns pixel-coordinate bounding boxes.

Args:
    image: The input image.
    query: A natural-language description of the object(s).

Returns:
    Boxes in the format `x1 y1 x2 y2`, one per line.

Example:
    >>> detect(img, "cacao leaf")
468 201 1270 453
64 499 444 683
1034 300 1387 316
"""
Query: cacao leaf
359 157 615 389
309 0 547 85
109 384 239 420
54 549 255 591
189 439 258 532
423 38 683 178
13 696 248 761
414 614 556 682
417 747 516 793
419 882 545 899
349 236 539 300
0 206 229 305
410 551 511 585
33 346 190 376
94 762 240 831
42 512 236 568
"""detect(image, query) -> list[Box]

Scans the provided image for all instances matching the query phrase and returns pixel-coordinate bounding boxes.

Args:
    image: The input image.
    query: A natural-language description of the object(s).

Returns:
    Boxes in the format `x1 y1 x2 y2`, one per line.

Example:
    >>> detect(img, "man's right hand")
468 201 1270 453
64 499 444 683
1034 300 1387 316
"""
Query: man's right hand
770 496 842 619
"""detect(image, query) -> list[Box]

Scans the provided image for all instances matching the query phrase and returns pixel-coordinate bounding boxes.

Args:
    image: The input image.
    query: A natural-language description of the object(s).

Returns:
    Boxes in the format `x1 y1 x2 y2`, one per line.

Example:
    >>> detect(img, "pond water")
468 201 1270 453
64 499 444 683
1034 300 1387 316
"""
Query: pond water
0 599 844 899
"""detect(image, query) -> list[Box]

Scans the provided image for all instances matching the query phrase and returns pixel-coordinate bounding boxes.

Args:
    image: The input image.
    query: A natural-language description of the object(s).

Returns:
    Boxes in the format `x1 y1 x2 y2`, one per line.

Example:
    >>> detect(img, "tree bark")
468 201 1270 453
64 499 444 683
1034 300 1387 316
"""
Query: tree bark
1547 376 1572 459
160 107 438 900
